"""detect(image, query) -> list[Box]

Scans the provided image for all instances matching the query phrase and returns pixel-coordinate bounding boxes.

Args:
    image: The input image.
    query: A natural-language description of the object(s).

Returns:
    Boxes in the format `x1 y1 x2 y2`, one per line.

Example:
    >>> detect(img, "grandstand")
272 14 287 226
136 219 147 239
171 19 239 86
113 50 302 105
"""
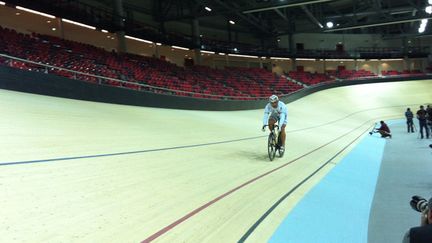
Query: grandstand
0 26 304 99
0 1 430 100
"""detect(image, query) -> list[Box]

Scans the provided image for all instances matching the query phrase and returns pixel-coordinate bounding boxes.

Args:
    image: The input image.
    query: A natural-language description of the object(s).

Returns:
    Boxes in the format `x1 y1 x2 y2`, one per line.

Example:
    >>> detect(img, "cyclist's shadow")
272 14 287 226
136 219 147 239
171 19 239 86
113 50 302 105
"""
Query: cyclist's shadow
233 150 269 162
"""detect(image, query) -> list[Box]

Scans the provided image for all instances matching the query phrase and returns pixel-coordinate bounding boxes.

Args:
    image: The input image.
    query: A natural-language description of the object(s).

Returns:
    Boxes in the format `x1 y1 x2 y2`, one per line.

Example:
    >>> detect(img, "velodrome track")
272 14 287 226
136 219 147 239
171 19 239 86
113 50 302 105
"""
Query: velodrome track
0 80 431 243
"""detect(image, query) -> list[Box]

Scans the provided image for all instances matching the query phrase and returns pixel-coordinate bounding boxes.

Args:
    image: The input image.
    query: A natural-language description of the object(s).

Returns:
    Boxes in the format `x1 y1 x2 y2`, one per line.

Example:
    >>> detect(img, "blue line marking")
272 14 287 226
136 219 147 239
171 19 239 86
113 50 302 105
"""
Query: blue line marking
0 136 264 167
269 133 386 243
1 105 407 167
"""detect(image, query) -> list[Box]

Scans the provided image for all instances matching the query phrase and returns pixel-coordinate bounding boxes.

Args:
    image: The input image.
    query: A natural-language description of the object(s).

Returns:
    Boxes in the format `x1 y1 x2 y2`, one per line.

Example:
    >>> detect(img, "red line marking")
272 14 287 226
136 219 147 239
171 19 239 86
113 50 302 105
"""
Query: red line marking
141 153 310 243
141 117 396 242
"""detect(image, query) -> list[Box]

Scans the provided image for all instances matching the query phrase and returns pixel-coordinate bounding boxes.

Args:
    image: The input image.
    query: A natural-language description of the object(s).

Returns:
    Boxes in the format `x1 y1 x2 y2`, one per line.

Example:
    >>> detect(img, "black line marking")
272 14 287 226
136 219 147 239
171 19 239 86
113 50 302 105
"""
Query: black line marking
237 124 376 242
0 103 412 167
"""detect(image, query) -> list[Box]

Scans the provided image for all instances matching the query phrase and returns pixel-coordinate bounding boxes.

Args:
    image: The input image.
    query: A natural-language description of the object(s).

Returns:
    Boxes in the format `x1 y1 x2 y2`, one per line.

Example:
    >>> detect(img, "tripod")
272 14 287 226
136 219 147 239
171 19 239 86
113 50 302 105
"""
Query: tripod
428 121 432 138
417 122 431 139
412 123 421 139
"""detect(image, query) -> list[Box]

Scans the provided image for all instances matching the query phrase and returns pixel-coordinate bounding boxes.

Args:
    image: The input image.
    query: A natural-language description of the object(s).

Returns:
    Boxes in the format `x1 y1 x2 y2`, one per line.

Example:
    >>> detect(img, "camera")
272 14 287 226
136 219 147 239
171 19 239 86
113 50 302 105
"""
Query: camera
410 195 430 213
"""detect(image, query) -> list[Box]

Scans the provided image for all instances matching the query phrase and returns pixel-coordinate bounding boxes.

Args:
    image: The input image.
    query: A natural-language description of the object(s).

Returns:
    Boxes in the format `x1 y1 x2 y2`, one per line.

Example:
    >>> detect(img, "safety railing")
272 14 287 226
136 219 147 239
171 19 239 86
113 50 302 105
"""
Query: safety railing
0 53 430 101
0 53 305 101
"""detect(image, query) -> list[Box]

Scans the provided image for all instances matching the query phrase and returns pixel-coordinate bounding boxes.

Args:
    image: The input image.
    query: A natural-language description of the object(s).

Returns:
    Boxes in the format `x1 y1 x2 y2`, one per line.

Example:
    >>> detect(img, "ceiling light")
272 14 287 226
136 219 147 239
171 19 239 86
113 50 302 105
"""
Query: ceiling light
326 21 334 28
156 43 162 46
270 57 291 60
229 20 235 24
205 6 212 12
101 29 108 33
426 6 432 14
16 6 55 18
228 54 259 58
325 17 432 32
325 59 355 61
0 1 5 5
62 18 96 30
125 35 153 44
51 27 56 31
171 45 189 50
201 50 215 54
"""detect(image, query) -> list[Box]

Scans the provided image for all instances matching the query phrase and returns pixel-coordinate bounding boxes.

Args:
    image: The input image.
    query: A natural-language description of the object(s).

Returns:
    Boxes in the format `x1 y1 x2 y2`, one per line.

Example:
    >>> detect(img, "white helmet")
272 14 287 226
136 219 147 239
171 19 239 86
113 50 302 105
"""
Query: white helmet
269 95 279 103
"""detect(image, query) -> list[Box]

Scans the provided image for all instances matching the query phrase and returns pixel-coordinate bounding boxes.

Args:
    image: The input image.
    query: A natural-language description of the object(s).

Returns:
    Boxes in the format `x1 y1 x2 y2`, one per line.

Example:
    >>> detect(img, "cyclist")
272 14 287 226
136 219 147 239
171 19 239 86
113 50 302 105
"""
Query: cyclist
262 95 288 153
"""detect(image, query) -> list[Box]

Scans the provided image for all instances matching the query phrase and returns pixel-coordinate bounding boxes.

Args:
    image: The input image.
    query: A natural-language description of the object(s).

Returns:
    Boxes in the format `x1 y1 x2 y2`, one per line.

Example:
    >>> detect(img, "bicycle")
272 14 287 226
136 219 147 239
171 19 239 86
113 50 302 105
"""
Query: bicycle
264 125 284 161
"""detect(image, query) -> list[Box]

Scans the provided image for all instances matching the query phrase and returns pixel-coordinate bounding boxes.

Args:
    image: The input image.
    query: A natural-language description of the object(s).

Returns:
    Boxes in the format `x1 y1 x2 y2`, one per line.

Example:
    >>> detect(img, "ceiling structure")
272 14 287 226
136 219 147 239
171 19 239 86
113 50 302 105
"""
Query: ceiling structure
3 0 431 59
127 0 432 38
6 0 432 39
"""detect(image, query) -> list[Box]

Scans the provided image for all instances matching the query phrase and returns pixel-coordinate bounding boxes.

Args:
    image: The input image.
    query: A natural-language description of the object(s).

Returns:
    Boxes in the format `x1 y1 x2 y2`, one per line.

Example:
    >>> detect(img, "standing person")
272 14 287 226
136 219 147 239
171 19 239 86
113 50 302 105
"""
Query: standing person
406 108 415 133
262 95 288 153
427 105 432 135
373 120 392 138
417 105 430 139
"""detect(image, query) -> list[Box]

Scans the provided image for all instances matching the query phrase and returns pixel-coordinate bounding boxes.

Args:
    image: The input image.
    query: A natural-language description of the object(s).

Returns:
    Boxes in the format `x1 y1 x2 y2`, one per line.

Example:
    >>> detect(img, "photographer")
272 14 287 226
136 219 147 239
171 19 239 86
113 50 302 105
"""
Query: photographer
372 120 392 138
403 196 432 243
405 108 414 133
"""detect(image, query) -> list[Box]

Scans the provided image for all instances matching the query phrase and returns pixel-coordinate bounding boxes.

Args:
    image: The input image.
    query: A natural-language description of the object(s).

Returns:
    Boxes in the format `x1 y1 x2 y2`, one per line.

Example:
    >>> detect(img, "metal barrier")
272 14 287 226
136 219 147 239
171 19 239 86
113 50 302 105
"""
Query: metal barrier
0 53 302 101
0 53 430 101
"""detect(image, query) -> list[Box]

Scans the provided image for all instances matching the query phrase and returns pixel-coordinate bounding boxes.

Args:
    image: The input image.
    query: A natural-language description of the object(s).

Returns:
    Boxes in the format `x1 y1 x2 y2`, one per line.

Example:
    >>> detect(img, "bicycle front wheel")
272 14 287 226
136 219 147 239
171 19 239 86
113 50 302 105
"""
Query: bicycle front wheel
268 133 276 161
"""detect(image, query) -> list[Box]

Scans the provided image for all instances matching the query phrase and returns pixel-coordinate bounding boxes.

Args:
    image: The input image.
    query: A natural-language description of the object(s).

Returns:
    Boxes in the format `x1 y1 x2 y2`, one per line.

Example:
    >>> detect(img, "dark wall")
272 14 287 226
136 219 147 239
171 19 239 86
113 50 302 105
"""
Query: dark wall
0 65 430 110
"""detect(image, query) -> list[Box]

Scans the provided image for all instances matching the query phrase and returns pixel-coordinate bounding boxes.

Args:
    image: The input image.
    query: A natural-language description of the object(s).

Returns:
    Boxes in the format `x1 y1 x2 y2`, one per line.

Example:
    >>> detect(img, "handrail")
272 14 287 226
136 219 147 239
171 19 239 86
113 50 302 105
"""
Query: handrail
0 53 303 100
1 53 430 101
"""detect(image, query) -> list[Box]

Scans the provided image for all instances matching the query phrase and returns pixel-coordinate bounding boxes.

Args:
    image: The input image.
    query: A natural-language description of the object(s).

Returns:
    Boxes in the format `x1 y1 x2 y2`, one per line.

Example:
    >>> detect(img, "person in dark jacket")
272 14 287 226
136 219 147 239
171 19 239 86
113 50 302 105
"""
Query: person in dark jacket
417 105 429 139
406 108 414 133
403 197 432 243
373 120 392 138
427 105 432 135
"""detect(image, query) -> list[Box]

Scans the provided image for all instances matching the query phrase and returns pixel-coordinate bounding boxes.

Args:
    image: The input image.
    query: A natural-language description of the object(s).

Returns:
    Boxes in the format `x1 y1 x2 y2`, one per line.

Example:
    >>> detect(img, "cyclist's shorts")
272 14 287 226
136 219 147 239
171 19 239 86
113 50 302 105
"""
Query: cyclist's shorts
269 111 287 125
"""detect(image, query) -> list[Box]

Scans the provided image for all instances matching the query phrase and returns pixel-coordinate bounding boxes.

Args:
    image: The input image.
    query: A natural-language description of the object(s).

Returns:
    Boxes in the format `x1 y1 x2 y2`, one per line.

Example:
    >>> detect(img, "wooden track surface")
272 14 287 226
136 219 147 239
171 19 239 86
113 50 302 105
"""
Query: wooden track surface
0 80 431 243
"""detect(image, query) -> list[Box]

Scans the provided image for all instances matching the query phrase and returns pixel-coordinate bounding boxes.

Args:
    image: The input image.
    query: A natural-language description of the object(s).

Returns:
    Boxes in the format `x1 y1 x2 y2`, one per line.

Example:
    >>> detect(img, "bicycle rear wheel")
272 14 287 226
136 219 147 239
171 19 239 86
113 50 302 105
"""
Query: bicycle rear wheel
268 133 276 161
